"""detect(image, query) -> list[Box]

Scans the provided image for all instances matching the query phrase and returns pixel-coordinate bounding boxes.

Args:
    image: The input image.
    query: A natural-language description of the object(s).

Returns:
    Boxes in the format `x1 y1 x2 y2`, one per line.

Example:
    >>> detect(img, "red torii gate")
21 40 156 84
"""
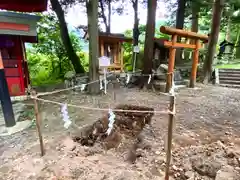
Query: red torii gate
160 26 209 92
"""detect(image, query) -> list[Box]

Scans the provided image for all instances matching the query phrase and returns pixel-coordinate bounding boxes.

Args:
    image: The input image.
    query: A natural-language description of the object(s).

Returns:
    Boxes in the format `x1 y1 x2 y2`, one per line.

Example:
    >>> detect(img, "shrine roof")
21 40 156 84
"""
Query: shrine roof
0 0 47 12
83 30 133 43
0 11 41 21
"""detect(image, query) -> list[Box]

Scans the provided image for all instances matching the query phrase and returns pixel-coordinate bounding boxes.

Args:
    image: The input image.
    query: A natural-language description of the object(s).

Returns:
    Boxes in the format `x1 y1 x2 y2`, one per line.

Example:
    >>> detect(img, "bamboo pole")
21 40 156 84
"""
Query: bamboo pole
165 92 175 180
32 90 45 156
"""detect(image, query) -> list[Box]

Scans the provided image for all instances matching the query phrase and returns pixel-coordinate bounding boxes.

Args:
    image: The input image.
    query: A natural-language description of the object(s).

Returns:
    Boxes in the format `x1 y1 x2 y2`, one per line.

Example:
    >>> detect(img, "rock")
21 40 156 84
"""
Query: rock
64 71 76 80
192 158 221 178
226 149 236 158
174 70 183 81
185 171 194 179
153 81 166 92
172 165 178 171
62 137 76 151
149 166 163 177
159 64 168 71
216 165 240 180
225 132 232 135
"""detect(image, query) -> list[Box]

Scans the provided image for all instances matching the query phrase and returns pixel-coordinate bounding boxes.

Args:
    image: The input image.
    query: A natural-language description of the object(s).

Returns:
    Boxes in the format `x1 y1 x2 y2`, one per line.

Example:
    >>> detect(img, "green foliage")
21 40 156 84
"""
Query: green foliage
26 13 87 86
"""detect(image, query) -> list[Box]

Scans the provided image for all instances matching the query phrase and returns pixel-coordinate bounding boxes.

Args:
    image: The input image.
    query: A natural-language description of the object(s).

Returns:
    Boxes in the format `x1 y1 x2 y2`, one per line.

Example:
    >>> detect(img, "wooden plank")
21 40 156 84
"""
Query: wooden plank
160 26 208 42
164 41 197 49
100 40 104 57
120 45 124 72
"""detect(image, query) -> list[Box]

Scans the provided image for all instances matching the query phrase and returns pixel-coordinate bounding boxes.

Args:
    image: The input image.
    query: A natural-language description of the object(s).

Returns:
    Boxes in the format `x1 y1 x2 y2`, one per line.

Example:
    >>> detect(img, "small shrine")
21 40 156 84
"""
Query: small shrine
0 11 41 96
84 32 133 72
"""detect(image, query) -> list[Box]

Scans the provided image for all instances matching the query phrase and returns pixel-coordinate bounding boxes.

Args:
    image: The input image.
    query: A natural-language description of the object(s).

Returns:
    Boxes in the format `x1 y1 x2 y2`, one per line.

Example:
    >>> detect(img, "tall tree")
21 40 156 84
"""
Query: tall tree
87 0 100 94
175 0 186 64
191 1 200 33
131 0 140 67
50 0 85 73
99 0 112 33
203 0 225 84
141 0 157 87
132 0 140 46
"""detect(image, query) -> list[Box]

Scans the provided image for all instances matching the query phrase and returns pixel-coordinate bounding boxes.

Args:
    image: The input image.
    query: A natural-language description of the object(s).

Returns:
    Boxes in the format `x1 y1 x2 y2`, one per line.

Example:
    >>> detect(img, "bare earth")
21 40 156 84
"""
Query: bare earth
1 84 240 180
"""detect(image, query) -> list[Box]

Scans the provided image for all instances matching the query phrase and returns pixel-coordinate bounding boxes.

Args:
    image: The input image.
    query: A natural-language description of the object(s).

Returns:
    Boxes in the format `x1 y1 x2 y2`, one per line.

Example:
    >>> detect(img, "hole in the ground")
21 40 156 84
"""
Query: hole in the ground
73 104 154 150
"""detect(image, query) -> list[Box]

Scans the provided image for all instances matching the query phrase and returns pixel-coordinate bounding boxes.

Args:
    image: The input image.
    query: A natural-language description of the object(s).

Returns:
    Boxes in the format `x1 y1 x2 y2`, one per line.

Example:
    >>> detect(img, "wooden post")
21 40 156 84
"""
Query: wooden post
165 94 175 180
100 40 104 57
190 39 201 88
165 35 177 93
120 45 124 72
0 51 16 127
32 91 45 156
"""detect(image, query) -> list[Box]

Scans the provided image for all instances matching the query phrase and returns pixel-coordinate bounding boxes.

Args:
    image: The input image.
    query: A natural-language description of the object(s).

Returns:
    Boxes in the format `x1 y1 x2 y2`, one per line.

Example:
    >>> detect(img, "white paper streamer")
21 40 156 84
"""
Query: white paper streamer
104 68 107 94
148 75 152 84
126 73 131 84
80 84 86 91
106 109 116 135
61 104 72 129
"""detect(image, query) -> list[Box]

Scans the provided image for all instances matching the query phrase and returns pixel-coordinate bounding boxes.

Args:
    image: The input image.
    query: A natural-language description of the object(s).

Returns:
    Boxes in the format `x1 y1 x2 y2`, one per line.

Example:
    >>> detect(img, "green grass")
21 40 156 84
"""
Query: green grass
215 64 240 69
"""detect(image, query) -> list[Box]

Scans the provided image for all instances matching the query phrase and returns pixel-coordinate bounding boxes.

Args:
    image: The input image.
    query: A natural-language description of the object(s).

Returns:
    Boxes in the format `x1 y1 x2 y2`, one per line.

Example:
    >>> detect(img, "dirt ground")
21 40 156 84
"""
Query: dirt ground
1 84 240 180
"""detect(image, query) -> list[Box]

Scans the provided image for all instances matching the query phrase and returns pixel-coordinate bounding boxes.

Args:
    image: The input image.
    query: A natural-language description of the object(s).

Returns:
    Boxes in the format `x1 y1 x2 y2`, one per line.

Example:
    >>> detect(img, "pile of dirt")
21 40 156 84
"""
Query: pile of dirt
72 104 154 158
168 141 240 179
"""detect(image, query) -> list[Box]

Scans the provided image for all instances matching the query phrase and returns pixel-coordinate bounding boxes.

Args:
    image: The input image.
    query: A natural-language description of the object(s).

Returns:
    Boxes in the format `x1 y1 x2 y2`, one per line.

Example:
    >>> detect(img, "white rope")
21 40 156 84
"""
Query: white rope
37 73 113 97
31 96 173 115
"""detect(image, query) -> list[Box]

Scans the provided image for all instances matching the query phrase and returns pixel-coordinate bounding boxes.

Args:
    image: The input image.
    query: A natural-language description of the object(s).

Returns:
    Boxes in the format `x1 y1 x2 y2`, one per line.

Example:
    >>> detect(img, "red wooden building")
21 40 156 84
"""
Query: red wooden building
0 0 47 96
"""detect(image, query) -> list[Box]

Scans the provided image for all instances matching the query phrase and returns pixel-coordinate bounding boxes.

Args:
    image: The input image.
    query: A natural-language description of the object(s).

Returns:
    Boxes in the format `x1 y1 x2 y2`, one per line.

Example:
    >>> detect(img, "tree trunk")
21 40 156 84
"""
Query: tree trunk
191 2 199 33
225 16 231 41
235 27 240 58
203 0 225 84
189 1 199 60
99 0 110 33
50 0 85 74
99 0 108 32
141 0 157 88
175 0 186 65
107 0 111 33
132 0 140 68
87 0 100 94
133 0 140 46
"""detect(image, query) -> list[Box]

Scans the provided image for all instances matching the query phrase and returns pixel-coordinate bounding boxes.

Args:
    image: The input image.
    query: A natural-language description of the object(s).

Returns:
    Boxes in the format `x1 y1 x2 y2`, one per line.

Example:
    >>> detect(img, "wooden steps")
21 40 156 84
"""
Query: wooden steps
217 69 240 87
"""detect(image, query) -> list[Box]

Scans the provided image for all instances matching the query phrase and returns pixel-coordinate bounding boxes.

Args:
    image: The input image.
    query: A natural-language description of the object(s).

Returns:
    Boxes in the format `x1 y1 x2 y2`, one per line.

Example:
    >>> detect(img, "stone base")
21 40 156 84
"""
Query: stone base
0 120 32 136
153 81 166 92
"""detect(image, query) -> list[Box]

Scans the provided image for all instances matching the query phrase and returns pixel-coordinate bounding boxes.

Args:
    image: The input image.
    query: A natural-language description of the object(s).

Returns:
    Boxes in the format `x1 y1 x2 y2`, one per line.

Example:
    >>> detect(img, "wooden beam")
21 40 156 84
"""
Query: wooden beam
0 22 30 31
165 35 177 92
190 39 201 88
120 45 124 72
160 26 208 42
164 41 197 49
